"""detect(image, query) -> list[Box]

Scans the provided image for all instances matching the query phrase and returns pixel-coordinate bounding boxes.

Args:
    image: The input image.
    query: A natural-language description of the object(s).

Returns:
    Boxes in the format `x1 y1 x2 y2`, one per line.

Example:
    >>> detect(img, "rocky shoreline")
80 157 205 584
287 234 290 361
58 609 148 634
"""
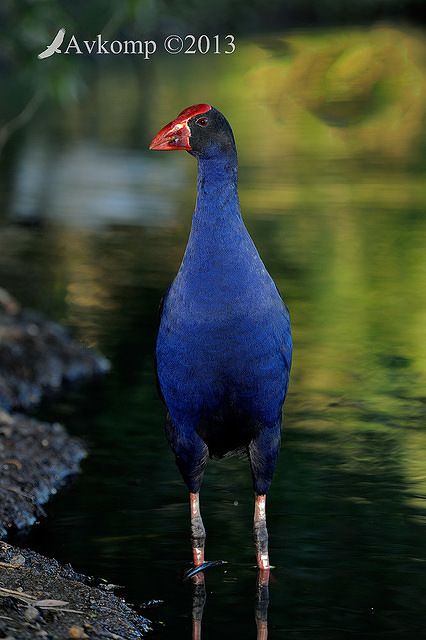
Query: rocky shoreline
0 292 152 638
0 541 151 639
0 410 86 539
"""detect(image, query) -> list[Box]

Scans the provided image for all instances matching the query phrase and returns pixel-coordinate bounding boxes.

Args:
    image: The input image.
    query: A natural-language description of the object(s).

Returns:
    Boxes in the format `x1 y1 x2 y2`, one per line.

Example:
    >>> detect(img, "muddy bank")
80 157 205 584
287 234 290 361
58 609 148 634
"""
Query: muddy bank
0 293 108 535
0 294 153 638
0 410 86 538
0 542 151 639
0 296 110 413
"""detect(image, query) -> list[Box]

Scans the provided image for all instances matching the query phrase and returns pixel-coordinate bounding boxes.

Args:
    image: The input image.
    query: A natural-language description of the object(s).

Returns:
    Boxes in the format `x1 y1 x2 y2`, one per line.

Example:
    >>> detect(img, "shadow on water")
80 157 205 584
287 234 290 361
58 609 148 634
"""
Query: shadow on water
271 424 426 638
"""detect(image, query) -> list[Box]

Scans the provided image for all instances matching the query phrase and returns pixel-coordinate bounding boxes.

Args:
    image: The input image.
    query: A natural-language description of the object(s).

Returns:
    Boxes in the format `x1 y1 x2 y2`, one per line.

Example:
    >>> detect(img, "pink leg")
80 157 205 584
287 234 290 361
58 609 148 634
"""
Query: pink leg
190 492 205 567
253 495 270 572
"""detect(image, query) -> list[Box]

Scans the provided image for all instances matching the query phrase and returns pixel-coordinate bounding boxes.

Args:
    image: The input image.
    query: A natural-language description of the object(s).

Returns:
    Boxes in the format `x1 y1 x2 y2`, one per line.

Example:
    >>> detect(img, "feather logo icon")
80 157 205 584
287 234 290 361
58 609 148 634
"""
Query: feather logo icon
37 28 66 59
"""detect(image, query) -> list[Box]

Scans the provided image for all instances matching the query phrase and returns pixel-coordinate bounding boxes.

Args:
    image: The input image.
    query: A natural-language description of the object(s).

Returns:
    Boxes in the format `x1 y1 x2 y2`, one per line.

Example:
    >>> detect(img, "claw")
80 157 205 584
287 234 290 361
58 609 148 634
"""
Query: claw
183 560 227 582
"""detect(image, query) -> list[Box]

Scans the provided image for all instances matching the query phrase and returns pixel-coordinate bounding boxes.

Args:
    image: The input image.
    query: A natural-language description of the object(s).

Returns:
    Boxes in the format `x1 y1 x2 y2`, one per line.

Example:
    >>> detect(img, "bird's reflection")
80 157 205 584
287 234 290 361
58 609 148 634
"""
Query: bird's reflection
254 571 269 640
191 572 206 640
190 570 269 640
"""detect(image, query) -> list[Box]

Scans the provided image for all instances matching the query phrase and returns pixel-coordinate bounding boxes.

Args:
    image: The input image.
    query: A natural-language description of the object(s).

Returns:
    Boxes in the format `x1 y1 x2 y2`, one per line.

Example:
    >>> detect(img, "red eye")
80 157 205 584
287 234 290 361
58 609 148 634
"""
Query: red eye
197 117 208 126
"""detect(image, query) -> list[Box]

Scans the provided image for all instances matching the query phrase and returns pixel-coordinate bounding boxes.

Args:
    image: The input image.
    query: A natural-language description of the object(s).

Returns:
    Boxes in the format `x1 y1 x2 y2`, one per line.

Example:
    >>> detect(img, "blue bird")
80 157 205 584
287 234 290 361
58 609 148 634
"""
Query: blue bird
150 105 292 574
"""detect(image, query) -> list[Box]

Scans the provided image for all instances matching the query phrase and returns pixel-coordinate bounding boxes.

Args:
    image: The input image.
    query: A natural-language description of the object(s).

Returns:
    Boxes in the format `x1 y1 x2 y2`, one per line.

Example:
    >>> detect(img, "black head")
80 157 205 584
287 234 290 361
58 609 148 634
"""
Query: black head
150 104 236 160
187 106 236 159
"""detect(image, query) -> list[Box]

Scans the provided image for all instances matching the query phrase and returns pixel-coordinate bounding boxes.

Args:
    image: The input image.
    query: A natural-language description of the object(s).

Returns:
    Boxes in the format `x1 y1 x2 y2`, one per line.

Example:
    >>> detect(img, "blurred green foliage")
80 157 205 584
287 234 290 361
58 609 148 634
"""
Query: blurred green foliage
1 0 425 156
249 27 426 158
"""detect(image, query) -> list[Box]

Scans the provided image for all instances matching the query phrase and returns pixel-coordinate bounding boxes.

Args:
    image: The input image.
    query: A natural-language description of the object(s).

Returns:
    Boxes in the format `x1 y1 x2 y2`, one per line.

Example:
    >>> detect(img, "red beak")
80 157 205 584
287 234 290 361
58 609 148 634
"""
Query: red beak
149 104 211 151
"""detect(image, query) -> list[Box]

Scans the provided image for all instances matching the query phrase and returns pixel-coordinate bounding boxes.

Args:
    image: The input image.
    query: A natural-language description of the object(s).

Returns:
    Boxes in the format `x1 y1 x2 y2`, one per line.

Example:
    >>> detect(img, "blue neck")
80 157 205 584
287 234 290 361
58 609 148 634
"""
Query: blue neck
171 146 276 316
176 146 265 296
193 149 240 225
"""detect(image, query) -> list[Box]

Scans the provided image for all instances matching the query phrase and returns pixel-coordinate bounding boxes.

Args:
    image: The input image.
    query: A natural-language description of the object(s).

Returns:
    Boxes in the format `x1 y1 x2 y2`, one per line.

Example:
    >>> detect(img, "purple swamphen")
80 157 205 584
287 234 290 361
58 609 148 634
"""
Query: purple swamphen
150 105 292 575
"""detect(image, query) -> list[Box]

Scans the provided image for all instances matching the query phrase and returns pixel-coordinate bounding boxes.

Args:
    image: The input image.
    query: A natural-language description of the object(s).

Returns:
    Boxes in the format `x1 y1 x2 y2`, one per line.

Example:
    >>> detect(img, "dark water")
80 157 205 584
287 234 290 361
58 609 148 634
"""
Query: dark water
1 28 426 638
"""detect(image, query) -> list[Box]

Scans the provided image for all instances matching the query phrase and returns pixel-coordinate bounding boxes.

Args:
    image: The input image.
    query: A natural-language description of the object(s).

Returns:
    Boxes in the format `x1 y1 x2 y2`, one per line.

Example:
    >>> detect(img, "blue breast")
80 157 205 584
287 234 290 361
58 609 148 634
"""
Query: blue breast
156 148 292 459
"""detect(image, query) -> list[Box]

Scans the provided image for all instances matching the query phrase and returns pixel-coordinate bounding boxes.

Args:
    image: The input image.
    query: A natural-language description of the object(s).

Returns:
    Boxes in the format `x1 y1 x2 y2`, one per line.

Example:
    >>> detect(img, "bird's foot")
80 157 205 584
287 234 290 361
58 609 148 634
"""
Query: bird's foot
183 560 227 582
